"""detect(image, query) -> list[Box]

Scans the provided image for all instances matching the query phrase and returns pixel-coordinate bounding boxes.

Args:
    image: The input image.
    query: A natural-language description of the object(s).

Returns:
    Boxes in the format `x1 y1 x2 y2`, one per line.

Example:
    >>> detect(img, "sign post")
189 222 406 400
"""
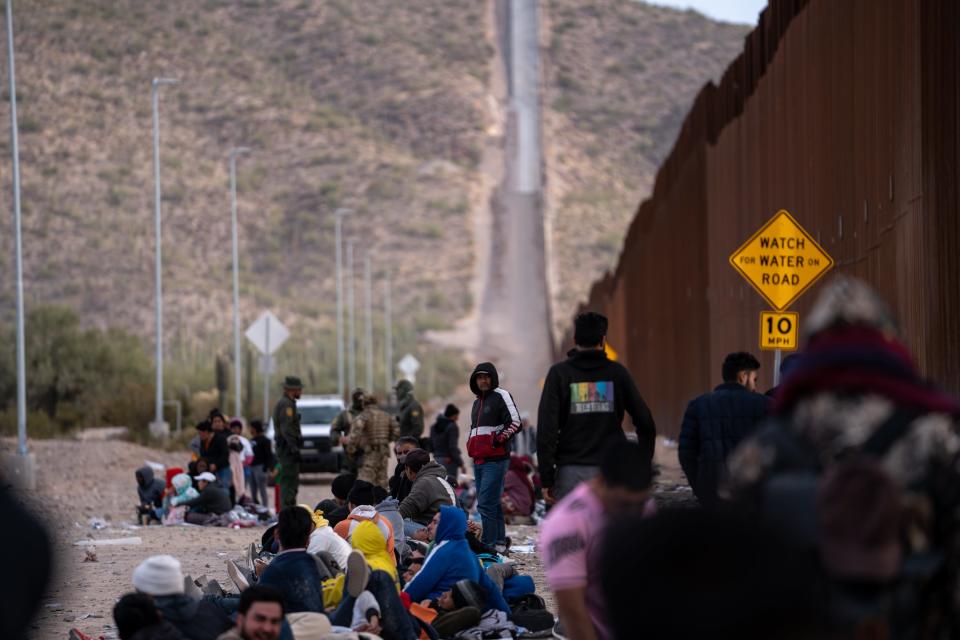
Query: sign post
730 210 833 386
245 311 290 422
397 353 421 385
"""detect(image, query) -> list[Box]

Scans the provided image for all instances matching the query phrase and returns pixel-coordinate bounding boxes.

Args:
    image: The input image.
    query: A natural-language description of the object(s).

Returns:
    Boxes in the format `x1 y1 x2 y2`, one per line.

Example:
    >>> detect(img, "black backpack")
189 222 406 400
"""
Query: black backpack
509 594 554 634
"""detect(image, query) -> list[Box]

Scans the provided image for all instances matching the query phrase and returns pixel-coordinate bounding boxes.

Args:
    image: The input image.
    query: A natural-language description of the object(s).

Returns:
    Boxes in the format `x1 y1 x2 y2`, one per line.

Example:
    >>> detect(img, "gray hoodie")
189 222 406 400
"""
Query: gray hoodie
398 461 457 524
376 497 411 561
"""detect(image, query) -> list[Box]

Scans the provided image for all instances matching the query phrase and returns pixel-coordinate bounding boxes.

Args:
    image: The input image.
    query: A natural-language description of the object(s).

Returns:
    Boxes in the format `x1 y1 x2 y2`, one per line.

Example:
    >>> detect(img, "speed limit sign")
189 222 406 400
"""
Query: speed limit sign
759 311 798 351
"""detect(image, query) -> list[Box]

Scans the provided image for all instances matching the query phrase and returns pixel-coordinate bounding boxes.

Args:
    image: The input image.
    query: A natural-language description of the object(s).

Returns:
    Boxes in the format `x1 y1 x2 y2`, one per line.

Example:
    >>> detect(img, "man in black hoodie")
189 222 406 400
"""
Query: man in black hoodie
468 362 522 549
431 404 465 480
537 312 656 502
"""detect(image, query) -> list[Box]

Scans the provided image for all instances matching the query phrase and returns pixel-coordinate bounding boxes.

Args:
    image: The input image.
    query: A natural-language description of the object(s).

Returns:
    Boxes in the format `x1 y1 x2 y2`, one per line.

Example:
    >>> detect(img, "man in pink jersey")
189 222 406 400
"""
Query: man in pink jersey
539 442 654 640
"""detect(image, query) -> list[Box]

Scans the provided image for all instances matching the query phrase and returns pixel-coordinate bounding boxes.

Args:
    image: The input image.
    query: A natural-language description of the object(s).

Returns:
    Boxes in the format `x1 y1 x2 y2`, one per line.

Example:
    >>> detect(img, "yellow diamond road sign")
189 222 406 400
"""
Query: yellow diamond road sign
729 209 834 311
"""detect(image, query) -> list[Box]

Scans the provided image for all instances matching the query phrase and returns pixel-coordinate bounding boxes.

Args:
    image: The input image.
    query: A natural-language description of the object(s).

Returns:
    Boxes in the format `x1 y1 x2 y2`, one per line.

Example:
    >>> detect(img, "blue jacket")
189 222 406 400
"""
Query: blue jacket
403 506 509 612
258 550 324 613
678 382 770 505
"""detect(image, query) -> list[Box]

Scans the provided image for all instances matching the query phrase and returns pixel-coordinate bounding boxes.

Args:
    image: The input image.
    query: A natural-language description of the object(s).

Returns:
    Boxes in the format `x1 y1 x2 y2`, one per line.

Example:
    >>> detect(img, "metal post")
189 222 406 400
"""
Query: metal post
262 315 271 424
364 253 374 392
346 240 356 391
151 76 177 429
773 348 782 388
229 146 250 418
334 208 352 401
384 273 393 392
5 0 25 456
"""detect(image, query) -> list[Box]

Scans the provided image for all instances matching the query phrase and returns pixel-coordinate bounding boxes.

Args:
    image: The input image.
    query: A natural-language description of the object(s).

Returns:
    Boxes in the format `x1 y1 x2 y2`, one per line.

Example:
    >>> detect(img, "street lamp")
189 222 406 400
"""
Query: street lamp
364 253 374 392
346 239 357 391
229 146 250 418
150 76 178 435
334 208 352 400
5 0 26 461
384 272 393 393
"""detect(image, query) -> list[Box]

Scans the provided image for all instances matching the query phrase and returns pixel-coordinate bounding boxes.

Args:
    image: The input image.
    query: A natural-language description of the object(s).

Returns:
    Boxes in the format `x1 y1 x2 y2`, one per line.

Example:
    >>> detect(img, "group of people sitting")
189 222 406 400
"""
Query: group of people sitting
110 469 551 640
134 410 275 527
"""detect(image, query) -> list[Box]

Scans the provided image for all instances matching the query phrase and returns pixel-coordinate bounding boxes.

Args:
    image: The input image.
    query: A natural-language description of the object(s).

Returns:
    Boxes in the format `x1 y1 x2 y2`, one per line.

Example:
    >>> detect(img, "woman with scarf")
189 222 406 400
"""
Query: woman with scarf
501 455 535 522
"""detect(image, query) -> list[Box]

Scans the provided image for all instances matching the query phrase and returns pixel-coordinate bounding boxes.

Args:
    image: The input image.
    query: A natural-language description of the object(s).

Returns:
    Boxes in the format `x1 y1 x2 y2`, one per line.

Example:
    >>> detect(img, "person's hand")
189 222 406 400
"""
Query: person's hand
209 464 217 472
340 436 349 446
357 615 381 635
544 486 556 505
254 558 268 577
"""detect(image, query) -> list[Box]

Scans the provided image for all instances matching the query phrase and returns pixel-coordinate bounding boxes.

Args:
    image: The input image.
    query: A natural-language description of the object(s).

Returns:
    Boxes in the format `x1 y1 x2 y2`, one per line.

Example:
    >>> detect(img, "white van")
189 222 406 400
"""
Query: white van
267 394 345 473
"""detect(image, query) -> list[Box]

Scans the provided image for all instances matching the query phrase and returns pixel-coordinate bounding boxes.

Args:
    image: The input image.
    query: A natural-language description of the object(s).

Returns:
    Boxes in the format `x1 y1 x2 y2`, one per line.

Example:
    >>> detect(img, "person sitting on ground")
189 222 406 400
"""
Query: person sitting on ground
179 472 232 525
301 504 352 570
501 455 535 523
136 465 167 525
373 484 411 563
216 585 284 640
351 520 400 592
320 472 356 528
430 404 465 481
132 555 232 640
113 592 184 640
398 448 457 538
389 436 420 501
333 480 396 557
196 420 231 491
539 441 656 640
403 505 509 613
430 579 487 638
257 507 326 613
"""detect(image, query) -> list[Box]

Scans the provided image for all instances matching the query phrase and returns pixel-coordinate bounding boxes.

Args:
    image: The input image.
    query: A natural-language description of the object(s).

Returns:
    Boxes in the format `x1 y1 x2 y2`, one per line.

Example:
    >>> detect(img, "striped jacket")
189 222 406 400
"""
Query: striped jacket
468 362 522 463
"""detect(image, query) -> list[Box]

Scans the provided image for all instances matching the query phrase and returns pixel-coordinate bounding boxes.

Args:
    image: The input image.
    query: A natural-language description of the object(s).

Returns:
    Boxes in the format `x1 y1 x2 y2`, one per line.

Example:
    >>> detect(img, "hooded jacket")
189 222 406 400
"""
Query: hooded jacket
352 520 400 589
153 594 232 640
468 363 522 463
136 466 166 508
167 473 200 507
179 482 231 515
333 505 396 557
398 461 457 524
536 349 656 487
395 380 425 439
430 415 463 467
403 506 509 612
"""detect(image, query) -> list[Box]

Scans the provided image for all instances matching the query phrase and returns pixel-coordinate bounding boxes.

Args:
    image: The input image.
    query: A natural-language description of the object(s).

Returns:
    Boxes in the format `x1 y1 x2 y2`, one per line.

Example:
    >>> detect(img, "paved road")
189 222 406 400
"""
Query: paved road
478 0 554 415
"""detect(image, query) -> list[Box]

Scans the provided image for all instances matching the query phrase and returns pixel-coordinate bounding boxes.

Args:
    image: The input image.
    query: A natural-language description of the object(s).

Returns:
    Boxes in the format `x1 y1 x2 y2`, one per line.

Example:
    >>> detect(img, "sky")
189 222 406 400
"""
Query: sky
644 0 767 25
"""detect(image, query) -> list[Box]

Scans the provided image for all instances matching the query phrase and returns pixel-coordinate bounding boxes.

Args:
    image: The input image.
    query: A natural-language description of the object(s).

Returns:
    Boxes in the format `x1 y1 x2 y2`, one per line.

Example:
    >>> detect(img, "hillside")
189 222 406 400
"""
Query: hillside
542 0 749 340
0 0 749 421
0 0 492 397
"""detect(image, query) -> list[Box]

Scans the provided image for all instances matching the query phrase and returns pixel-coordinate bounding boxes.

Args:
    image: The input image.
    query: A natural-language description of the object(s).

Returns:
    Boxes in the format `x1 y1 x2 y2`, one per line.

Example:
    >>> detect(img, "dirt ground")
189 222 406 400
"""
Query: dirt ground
2 433 688 639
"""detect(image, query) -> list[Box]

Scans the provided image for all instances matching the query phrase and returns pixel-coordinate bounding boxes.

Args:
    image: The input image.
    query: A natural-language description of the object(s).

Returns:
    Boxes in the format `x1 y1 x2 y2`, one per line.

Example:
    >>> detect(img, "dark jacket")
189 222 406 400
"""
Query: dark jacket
153 594 232 640
396 380 425 439
180 482 232 515
430 416 463 467
130 621 186 640
678 382 770 505
536 349 656 487
398 460 456 524
251 434 274 470
136 466 166 508
468 363 522 463
199 432 230 472
258 550 325 613
389 462 413 502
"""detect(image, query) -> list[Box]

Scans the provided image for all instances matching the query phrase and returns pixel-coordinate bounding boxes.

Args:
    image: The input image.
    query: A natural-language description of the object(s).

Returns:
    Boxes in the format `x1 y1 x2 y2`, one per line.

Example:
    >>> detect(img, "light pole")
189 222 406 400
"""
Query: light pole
5 0 26 460
334 208 352 400
150 76 178 435
346 239 356 391
384 272 393 393
229 146 250 419
364 253 374 392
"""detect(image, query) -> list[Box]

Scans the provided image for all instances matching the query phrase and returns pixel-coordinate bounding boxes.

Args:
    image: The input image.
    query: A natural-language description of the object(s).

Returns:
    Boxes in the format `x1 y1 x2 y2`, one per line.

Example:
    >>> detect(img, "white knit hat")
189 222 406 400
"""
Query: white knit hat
132 555 184 596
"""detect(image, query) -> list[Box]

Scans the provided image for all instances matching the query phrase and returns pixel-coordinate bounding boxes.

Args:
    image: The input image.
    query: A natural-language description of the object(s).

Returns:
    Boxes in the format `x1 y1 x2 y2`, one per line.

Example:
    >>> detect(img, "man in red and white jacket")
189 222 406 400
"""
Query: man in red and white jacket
468 362 522 550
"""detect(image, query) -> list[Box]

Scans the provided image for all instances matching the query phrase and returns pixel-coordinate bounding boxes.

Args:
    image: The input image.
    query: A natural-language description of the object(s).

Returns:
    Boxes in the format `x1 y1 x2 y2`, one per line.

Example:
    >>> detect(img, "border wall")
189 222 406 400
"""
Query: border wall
567 0 959 438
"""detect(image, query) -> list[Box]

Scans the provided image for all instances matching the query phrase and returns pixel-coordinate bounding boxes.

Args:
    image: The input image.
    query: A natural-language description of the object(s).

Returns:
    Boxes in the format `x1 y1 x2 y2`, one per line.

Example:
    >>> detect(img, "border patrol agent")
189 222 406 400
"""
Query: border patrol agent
273 375 303 508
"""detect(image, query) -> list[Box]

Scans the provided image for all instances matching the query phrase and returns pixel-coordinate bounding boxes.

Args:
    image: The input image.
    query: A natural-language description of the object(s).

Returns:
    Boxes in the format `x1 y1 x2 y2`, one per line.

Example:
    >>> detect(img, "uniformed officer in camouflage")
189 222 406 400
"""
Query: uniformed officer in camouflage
332 388 365 473
273 375 303 508
394 379 424 443
346 393 400 490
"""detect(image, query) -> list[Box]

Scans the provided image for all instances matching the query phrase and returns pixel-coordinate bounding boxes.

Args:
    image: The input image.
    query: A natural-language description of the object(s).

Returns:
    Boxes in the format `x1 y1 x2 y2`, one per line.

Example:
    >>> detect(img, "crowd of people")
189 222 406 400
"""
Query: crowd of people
92 276 960 639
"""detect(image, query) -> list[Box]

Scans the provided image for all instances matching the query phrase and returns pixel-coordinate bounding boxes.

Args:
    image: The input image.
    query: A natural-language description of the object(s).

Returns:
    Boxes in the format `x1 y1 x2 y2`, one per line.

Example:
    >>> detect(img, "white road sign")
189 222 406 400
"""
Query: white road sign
245 311 290 355
397 353 421 384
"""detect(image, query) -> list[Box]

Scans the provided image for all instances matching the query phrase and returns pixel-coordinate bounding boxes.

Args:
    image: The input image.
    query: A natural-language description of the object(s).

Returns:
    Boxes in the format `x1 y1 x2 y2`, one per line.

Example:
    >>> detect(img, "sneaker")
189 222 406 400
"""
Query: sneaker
345 550 370 598
246 542 257 570
226 559 250 593
202 578 226 597
183 574 203 600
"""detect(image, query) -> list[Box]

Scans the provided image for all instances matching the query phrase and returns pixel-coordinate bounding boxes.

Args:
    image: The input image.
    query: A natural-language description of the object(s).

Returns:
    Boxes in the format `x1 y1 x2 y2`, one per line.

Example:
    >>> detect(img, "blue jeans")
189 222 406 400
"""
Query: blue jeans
474 458 509 546
215 467 232 491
